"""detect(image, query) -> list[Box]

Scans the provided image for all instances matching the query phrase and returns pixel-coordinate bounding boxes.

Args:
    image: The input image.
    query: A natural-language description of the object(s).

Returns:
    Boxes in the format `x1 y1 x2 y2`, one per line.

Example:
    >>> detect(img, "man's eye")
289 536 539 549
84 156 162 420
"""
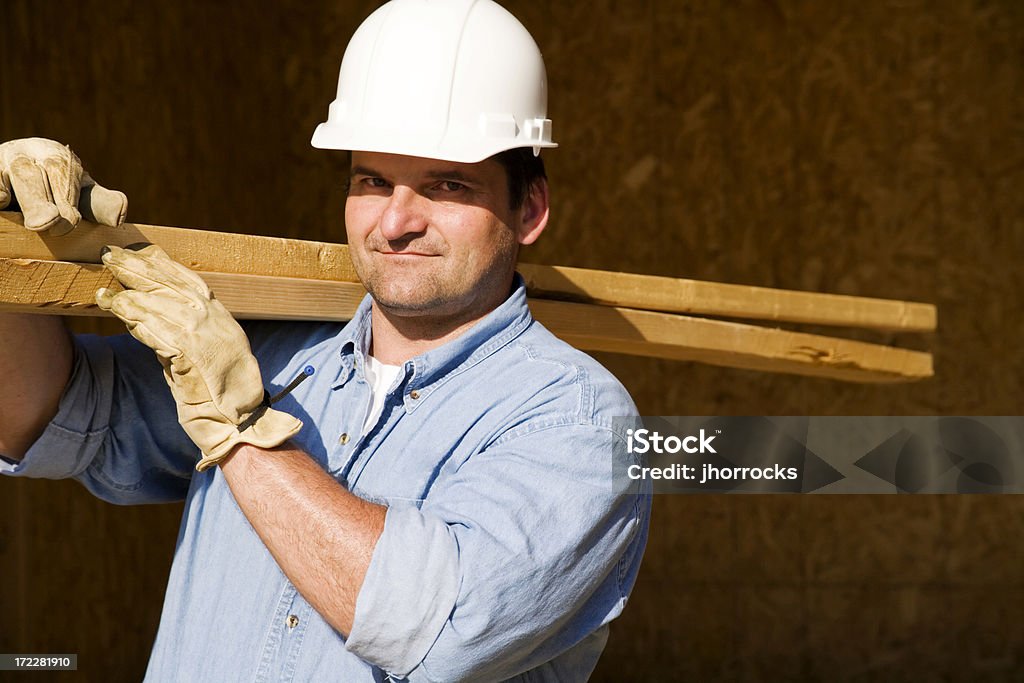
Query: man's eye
363 177 389 188
438 180 466 193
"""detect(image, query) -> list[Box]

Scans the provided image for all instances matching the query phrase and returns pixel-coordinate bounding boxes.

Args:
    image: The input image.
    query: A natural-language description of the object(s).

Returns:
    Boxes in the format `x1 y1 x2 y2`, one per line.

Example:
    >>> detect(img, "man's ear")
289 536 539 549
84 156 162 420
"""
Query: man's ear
517 178 549 246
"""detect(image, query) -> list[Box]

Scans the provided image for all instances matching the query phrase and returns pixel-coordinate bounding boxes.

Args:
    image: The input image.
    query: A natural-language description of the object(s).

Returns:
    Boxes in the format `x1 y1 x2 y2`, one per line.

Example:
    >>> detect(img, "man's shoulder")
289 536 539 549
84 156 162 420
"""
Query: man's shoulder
242 320 348 351
481 319 638 424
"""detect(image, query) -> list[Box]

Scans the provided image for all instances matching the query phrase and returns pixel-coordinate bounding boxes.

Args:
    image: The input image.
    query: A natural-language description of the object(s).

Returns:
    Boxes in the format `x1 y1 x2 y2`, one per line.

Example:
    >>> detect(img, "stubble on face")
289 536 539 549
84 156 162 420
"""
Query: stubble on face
346 153 522 324
351 223 518 318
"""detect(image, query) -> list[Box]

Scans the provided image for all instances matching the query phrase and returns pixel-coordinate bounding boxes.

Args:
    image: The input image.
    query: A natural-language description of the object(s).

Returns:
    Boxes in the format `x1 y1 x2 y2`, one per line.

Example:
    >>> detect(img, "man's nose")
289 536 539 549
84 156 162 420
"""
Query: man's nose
379 186 428 241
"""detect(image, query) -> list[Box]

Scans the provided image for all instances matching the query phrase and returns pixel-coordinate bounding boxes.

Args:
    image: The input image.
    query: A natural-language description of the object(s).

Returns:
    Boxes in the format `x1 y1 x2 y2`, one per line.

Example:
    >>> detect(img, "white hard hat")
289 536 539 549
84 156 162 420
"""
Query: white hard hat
311 0 556 163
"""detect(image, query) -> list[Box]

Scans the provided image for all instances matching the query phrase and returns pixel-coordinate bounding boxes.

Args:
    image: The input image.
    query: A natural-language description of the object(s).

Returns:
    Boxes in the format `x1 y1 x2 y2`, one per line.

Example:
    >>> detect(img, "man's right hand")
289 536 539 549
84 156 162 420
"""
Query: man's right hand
0 137 128 235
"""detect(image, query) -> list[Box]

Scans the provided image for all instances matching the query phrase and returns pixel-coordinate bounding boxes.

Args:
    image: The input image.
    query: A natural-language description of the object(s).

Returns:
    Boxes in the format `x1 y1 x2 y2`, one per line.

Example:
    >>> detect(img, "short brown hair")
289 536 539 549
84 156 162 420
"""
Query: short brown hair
493 147 547 210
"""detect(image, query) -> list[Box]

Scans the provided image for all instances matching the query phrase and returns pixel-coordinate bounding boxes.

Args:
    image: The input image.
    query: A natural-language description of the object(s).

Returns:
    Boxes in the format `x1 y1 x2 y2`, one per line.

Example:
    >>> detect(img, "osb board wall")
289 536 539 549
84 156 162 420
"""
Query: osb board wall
0 0 1020 680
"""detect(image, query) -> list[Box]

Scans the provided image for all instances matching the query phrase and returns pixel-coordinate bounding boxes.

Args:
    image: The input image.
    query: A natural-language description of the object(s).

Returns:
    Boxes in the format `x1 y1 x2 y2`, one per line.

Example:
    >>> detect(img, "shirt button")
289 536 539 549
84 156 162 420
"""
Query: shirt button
339 433 349 445
410 390 420 400
286 614 299 629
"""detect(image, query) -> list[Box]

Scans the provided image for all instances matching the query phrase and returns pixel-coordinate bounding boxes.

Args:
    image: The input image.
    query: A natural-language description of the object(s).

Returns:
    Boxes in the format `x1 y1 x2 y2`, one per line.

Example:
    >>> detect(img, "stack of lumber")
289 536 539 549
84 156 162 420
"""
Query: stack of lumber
0 211 935 383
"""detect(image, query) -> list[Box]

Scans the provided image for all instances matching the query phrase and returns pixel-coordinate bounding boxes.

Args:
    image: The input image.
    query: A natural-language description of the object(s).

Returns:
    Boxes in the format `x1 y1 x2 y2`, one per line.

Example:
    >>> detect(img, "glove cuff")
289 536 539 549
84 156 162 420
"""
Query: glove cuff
195 407 304 472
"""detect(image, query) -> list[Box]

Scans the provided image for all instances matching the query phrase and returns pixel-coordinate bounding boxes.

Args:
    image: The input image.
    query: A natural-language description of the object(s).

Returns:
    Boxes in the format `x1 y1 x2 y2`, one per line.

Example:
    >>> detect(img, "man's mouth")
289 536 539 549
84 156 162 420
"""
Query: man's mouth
376 250 440 258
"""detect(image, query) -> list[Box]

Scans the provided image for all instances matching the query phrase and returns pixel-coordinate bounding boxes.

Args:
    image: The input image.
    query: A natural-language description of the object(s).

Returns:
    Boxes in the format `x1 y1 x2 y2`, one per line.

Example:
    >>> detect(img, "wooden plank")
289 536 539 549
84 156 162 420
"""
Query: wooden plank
0 212 937 331
0 211 360 282
530 300 933 384
0 258 368 321
519 263 937 332
0 258 933 383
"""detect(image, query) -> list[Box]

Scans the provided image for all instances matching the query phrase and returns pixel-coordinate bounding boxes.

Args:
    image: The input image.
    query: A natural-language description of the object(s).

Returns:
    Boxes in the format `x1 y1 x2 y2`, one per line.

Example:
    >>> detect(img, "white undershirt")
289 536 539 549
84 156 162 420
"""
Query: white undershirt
362 354 403 434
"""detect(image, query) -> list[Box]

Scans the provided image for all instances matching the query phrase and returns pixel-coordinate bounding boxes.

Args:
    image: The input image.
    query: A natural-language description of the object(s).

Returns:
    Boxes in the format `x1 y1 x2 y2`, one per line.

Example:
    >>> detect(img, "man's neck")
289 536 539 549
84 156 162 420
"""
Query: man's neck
368 297 501 365
366 266 520 364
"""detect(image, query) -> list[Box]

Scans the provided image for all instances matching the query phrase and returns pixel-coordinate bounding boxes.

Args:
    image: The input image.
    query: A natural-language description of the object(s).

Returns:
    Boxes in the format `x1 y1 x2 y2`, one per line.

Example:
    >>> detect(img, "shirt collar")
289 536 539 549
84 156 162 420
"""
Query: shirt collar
331 295 374 390
332 274 534 402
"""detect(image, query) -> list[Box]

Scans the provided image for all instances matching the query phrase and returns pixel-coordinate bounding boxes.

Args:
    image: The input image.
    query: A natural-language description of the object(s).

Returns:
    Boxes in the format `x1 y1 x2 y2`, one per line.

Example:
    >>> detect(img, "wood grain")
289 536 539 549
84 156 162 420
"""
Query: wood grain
0 257 933 382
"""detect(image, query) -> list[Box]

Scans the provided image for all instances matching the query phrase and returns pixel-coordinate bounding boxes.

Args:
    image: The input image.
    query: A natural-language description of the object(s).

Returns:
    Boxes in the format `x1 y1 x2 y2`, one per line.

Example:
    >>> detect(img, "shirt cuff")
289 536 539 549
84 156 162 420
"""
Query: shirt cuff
0 335 114 479
345 503 459 676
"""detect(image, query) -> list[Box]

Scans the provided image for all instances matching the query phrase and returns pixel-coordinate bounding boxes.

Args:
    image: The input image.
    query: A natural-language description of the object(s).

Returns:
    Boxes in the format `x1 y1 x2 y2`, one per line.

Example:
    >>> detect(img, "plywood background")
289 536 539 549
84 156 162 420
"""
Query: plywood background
1 0 1021 680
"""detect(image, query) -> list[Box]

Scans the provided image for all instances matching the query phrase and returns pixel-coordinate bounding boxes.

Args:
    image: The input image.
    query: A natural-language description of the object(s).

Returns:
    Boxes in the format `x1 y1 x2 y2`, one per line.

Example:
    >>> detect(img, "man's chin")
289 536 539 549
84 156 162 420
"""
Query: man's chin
372 298 435 315
368 289 455 316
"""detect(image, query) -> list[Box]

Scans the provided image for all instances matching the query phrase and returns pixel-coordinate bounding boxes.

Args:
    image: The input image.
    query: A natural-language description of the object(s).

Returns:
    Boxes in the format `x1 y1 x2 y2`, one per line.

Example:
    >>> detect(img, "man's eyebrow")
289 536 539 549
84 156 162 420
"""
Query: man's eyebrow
350 165 381 178
422 169 478 184
349 165 479 184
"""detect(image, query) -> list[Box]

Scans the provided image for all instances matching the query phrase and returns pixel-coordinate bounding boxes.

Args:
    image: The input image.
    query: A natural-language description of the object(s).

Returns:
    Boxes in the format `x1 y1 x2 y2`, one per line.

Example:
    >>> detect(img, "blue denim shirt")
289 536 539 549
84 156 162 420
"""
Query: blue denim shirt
1 276 651 682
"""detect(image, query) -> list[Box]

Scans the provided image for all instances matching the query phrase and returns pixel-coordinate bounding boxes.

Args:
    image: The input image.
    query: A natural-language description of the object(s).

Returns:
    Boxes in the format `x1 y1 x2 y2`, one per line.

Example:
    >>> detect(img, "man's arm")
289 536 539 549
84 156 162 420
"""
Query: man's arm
93 243 396 646
0 315 72 459
0 137 128 460
219 443 386 636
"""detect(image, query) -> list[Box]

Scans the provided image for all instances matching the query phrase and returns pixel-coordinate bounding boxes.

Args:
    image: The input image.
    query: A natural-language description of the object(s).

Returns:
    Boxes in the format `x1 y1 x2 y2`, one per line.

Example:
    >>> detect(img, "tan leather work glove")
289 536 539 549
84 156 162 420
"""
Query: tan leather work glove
95 244 303 471
0 137 128 234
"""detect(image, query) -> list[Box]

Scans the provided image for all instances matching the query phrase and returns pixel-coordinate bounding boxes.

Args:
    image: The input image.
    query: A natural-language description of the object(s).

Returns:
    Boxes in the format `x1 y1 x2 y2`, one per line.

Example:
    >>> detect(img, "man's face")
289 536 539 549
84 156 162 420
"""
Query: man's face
345 151 547 323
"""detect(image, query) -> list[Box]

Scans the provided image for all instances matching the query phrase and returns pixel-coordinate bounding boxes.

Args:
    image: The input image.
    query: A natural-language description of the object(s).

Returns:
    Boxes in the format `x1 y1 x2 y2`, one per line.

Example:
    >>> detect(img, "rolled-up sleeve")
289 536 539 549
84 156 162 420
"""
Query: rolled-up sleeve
345 504 460 674
345 422 650 681
0 334 195 503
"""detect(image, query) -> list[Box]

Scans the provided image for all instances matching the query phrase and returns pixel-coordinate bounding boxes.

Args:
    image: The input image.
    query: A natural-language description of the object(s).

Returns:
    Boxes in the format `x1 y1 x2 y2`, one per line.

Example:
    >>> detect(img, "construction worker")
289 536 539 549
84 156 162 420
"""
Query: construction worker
0 0 651 680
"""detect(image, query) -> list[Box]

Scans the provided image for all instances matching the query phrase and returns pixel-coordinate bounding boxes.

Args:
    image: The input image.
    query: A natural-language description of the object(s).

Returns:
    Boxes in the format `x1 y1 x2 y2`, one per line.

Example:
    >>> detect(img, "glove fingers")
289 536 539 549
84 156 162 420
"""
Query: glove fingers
102 244 212 303
7 157 63 232
81 171 128 227
41 154 83 237
96 287 188 360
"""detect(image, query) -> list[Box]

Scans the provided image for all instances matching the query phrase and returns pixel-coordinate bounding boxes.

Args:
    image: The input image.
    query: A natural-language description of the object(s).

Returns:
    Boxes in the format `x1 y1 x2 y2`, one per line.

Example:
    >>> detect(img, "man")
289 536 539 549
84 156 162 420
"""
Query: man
0 0 650 680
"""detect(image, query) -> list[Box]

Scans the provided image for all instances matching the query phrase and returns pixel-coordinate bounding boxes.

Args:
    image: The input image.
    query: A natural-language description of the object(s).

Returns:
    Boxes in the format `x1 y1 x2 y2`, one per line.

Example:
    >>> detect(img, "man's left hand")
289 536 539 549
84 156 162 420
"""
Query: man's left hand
96 244 303 471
